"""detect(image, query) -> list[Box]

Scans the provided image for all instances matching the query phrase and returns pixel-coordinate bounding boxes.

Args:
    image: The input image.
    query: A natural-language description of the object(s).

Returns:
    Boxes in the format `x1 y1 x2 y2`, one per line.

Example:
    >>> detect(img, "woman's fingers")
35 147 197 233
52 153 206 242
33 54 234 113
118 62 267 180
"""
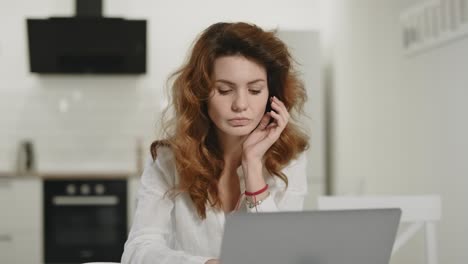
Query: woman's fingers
274 97 290 119
269 109 284 127
260 113 271 129
257 112 271 130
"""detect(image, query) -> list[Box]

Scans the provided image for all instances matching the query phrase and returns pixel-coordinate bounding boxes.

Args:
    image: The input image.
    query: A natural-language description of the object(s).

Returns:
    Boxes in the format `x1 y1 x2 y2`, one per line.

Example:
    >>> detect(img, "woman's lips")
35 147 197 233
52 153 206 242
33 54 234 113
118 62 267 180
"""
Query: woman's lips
228 118 251 126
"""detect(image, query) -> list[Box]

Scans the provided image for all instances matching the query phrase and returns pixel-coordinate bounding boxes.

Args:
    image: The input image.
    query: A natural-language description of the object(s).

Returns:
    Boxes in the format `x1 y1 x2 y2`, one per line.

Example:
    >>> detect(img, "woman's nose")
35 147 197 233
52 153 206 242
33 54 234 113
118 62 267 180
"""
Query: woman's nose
232 93 248 112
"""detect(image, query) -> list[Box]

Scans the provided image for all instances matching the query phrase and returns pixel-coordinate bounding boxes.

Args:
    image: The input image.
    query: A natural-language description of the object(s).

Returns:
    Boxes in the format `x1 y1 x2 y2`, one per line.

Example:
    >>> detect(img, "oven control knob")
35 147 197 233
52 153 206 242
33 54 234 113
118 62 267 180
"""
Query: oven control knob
95 184 105 195
80 184 91 195
66 184 76 195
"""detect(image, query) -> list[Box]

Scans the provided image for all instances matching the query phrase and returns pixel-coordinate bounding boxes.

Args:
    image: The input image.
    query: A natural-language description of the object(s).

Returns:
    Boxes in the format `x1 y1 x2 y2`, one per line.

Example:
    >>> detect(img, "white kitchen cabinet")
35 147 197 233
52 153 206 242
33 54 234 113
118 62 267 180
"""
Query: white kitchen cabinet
0 177 42 229
0 231 14 264
0 177 42 264
0 228 41 264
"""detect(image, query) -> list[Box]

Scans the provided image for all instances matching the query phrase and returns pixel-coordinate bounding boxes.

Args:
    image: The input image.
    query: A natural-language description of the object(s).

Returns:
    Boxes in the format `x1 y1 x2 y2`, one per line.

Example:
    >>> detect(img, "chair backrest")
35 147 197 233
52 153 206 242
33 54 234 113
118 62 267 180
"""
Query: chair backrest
317 195 441 264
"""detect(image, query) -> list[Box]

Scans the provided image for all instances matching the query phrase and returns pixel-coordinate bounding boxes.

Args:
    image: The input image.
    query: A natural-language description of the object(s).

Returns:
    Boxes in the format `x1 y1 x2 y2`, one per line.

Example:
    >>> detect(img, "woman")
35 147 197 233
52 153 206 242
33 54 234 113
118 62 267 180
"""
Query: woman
121 22 310 264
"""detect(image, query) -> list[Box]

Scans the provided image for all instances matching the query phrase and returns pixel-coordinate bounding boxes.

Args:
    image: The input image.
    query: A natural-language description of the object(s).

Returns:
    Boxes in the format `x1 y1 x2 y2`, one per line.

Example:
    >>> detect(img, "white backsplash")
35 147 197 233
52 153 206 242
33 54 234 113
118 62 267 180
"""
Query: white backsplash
0 76 162 173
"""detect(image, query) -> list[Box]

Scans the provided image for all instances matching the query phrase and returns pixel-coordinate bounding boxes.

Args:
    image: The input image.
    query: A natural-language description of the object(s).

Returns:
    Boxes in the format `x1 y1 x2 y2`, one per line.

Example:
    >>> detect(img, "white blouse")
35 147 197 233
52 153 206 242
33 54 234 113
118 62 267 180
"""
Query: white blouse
121 147 308 264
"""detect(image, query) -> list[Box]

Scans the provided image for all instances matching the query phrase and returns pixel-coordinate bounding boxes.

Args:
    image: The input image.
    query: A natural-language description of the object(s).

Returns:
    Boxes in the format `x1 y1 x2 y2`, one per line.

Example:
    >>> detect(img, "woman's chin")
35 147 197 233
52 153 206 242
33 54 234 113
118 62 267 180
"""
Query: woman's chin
222 126 254 136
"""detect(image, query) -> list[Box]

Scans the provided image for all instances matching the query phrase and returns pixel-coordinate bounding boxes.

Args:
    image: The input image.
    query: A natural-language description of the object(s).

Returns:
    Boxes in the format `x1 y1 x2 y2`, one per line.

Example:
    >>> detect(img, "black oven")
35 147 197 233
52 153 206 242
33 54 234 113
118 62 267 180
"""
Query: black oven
44 179 127 264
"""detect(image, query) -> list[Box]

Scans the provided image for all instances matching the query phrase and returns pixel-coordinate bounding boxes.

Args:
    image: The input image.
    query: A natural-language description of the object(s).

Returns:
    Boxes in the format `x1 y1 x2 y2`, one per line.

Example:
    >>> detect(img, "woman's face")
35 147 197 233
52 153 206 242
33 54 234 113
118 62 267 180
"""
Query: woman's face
208 55 269 138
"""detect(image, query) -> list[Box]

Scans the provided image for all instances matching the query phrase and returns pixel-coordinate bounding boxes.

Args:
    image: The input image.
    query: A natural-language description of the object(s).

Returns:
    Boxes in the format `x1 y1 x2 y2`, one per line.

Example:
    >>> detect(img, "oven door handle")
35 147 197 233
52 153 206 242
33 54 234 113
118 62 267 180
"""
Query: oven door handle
52 196 119 206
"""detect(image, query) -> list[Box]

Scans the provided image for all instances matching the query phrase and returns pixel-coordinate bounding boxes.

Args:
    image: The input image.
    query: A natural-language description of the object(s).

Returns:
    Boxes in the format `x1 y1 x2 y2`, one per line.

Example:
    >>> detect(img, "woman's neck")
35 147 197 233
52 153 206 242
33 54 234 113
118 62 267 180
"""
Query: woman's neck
217 133 245 173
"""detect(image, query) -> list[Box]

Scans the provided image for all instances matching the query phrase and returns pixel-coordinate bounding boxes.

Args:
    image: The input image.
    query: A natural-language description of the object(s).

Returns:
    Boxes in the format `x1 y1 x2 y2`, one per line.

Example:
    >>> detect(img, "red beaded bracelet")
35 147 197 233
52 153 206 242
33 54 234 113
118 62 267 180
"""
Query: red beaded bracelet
245 184 269 196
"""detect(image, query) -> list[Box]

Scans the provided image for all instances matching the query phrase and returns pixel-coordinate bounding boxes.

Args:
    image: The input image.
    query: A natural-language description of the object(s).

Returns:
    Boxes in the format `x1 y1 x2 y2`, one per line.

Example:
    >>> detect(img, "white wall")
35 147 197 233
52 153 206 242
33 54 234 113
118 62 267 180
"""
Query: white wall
0 0 321 173
323 0 468 263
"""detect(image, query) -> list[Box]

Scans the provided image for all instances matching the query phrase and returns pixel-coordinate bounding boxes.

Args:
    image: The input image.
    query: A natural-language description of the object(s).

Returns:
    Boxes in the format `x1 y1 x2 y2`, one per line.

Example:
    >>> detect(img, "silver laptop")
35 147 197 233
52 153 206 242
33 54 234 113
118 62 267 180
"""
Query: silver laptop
220 208 401 264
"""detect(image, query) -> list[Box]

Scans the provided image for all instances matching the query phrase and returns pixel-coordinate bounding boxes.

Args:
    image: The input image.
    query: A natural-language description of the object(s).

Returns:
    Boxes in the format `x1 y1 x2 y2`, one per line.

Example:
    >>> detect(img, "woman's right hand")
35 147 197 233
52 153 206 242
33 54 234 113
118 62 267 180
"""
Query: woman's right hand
205 259 220 264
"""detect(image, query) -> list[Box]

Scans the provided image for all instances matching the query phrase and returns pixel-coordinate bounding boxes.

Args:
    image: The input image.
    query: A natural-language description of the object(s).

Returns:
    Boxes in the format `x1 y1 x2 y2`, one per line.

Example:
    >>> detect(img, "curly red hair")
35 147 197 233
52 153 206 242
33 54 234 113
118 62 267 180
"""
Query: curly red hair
151 22 309 219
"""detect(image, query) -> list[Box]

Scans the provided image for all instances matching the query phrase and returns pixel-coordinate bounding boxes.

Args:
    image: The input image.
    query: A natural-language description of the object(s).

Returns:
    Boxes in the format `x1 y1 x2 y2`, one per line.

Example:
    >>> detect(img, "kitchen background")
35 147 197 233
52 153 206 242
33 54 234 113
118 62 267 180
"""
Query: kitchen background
1 0 467 264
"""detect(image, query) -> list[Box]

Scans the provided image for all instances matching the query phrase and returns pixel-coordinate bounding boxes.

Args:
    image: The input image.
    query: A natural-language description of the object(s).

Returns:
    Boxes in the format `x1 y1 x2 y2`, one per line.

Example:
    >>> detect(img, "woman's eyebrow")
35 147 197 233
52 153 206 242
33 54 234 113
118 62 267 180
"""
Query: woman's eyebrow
215 79 236 86
215 79 266 86
247 79 266 85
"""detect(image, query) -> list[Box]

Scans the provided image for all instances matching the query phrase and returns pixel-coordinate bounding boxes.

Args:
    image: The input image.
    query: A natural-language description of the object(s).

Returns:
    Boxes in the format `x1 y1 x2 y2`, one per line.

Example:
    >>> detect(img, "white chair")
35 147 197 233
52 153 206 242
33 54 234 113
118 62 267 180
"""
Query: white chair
317 195 441 264
82 262 120 264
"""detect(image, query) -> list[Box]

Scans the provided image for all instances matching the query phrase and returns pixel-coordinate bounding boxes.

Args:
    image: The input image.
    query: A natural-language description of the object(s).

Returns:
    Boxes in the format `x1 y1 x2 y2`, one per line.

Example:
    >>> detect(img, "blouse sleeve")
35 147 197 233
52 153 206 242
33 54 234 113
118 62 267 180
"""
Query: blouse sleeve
245 153 308 213
121 153 213 264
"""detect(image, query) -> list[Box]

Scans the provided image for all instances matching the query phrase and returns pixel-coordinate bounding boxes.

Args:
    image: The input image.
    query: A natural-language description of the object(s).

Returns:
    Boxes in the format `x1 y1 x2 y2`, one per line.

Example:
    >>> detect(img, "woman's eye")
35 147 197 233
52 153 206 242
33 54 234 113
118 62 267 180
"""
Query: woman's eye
249 90 262 95
218 89 232 95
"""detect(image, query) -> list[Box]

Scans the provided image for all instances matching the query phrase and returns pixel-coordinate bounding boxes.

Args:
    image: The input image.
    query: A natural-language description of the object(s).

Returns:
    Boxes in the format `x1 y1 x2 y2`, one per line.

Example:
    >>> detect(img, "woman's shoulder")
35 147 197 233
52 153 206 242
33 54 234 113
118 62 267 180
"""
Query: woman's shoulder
150 143 175 164
274 152 308 188
143 142 178 187
285 152 307 172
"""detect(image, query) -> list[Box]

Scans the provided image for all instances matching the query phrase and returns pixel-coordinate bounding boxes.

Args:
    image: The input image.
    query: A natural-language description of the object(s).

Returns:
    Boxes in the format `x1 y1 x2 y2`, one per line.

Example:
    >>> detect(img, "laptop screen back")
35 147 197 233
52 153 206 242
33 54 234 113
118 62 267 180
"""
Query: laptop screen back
220 208 401 264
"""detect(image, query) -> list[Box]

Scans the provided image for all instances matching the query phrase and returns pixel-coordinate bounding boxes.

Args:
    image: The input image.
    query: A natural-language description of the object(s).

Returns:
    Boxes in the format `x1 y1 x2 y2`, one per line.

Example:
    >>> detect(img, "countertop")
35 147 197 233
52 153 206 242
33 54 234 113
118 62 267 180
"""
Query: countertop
0 170 140 179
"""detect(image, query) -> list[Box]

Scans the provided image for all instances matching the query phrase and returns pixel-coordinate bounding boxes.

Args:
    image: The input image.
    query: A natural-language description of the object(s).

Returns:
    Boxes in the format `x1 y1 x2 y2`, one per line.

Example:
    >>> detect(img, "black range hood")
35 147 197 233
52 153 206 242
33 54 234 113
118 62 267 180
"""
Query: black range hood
27 0 146 74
